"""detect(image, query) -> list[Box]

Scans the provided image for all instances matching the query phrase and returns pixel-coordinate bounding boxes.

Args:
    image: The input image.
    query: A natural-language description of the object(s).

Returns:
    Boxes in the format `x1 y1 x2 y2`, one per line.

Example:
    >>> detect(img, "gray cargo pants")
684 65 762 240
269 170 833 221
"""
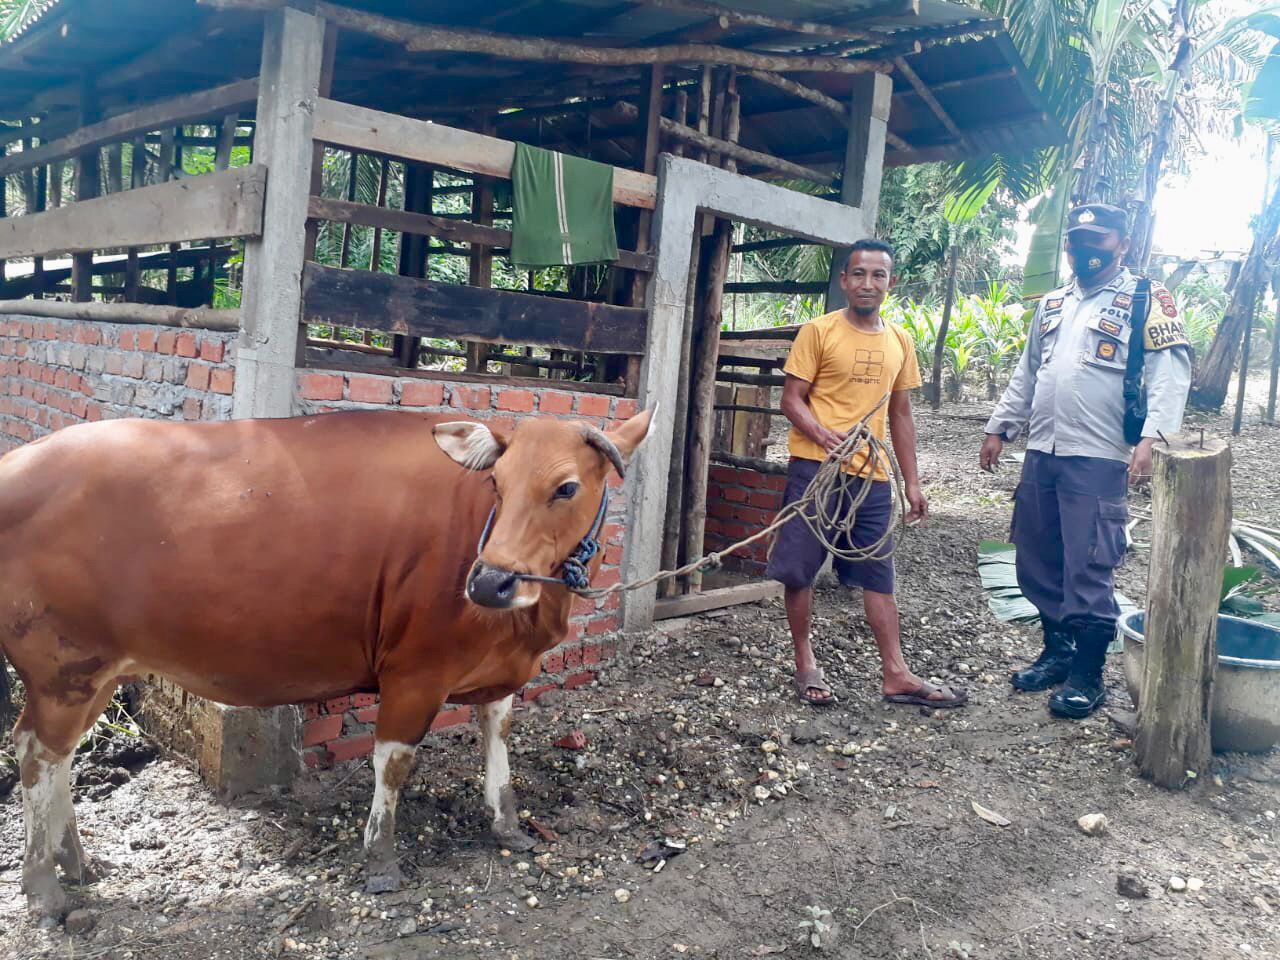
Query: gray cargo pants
1011 451 1129 633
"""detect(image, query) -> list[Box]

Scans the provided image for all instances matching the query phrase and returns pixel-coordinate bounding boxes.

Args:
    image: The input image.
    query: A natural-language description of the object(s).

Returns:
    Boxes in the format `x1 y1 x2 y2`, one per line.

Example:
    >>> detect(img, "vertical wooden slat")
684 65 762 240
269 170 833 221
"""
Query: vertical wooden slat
106 143 124 194
162 128 180 305
625 63 665 394
48 160 62 209
393 163 433 366
467 118 497 374
124 137 146 302
32 159 47 298
339 150 358 267
72 76 101 302
0 140 7 283
368 156 389 271
205 114 240 306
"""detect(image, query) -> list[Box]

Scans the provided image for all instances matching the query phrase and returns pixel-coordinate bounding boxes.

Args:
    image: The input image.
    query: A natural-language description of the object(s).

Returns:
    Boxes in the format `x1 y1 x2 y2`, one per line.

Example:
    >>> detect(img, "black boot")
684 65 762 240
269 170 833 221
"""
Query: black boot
1048 624 1113 719
1011 619 1075 692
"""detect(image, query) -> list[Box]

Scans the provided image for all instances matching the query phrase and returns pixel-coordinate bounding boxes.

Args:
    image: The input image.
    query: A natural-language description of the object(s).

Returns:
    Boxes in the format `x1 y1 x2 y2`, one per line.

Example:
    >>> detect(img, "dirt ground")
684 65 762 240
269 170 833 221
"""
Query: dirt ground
2 381 1279 960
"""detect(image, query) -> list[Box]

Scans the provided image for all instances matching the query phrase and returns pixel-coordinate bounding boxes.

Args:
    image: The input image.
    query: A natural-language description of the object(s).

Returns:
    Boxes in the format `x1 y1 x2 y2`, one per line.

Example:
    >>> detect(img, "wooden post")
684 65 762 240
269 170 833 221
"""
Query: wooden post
1135 435 1232 789
207 114 239 305
303 22 339 267
235 5 327 419
72 75 101 302
0 142 6 283
825 71 891 311
166 131 182 305
625 64 665 394
931 244 959 409
683 85 739 592
31 157 47 298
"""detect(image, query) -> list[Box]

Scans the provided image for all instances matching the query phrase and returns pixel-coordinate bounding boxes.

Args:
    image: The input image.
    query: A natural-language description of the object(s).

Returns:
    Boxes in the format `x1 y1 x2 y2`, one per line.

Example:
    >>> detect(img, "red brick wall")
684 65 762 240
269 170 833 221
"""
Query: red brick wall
295 367 634 767
0 317 236 452
705 464 787 576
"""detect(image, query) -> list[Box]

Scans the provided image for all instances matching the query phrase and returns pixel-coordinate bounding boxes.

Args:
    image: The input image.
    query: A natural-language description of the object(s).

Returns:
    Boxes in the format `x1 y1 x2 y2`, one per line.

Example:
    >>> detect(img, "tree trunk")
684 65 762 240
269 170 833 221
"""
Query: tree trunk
1127 0 1193 271
1135 436 1231 789
1189 180 1280 410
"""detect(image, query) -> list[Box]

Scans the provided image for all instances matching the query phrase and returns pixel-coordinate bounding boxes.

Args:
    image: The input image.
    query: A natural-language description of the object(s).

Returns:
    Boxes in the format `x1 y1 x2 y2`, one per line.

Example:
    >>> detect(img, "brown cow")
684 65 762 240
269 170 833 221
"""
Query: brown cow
0 405 654 922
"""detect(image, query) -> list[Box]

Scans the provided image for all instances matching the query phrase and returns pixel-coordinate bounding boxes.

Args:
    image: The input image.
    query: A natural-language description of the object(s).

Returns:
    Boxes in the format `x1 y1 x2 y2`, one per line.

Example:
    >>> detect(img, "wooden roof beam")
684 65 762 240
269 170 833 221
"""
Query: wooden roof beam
893 56 965 146
198 0 892 75
637 0 895 44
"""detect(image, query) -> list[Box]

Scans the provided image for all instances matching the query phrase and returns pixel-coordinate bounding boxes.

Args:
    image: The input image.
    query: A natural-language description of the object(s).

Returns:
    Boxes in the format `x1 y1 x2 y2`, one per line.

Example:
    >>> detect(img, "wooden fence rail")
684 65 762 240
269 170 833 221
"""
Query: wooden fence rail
0 165 266 261
311 98 658 210
301 262 648 355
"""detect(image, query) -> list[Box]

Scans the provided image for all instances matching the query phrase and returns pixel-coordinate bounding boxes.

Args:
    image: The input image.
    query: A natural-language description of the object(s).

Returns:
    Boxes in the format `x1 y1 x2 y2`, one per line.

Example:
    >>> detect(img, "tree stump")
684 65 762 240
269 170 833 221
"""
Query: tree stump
1135 435 1232 788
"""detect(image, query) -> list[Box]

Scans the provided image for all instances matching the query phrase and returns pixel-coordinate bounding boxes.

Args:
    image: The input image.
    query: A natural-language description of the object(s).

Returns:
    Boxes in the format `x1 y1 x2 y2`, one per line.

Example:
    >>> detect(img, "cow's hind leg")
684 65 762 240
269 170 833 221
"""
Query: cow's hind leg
476 695 533 851
15 679 115 924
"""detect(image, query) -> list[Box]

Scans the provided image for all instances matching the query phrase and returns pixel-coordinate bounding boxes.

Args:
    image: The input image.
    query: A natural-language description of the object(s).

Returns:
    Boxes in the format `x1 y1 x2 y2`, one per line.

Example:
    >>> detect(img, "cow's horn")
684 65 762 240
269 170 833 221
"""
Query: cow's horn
583 425 626 478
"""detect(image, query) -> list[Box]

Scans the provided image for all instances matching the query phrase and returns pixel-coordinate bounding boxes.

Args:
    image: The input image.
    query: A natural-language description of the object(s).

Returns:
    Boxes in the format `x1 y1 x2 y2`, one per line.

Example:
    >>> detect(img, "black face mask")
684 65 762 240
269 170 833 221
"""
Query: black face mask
1068 241 1118 281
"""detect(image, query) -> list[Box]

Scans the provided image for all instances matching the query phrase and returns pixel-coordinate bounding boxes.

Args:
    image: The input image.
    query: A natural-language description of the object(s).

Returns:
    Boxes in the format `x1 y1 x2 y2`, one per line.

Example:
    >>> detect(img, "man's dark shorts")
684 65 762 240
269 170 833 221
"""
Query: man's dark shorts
765 457 896 594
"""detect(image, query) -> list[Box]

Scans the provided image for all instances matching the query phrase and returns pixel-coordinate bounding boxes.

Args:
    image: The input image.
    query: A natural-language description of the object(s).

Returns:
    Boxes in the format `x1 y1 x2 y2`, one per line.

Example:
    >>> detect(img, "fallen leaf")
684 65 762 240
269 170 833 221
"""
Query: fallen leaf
971 800 1011 827
526 818 559 843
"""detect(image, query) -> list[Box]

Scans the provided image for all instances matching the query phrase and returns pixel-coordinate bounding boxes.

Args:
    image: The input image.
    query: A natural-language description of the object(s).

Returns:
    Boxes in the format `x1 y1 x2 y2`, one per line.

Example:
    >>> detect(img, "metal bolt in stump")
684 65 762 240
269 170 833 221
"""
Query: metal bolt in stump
1135 434 1232 789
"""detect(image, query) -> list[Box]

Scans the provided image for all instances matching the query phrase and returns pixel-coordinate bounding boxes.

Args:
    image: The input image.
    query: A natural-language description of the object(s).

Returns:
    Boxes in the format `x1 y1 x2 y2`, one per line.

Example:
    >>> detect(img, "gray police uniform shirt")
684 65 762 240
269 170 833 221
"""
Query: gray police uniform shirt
985 269 1192 463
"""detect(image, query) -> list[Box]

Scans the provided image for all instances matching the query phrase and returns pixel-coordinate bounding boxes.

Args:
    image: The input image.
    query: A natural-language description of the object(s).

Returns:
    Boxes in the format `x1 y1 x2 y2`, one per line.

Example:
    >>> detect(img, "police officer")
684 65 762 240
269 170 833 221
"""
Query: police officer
979 203 1192 719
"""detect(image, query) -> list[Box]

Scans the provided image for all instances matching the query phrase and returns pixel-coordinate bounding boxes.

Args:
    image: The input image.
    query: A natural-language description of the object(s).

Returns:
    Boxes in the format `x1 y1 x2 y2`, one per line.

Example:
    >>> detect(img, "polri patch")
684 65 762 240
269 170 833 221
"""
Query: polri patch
1044 296 1065 312
1098 318 1123 337
1095 339 1119 361
1112 292 1132 310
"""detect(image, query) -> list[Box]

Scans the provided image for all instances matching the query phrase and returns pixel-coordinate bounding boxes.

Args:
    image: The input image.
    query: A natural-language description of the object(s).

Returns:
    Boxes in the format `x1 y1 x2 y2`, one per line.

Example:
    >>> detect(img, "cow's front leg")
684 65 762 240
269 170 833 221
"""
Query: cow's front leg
363 683 441 895
363 739 417 893
476 695 533 851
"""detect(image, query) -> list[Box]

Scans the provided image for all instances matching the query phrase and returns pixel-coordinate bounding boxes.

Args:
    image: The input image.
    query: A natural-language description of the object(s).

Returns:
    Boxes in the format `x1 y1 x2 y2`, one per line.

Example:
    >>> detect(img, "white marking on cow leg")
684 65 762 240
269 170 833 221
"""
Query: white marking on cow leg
15 729 68 922
363 740 415 894
477 695 531 850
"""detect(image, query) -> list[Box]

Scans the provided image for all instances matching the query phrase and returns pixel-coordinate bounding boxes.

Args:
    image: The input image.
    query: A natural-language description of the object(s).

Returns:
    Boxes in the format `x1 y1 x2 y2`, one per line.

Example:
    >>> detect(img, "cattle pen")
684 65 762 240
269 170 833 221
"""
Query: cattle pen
0 0 1059 791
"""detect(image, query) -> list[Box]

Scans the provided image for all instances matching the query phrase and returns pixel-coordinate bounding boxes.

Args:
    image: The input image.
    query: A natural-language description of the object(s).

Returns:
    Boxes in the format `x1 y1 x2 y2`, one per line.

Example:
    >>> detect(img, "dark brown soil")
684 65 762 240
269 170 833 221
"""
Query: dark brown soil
2 389 1278 960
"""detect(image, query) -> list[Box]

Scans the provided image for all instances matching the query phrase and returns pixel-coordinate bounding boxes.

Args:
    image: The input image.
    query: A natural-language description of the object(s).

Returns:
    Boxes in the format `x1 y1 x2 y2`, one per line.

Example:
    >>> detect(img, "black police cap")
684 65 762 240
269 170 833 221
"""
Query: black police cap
1066 203 1128 239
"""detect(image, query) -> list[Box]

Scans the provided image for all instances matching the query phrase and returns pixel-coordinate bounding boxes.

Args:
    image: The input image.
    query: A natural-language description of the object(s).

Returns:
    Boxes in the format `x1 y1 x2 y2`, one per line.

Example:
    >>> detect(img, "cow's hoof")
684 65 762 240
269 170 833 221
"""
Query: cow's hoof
364 863 404 895
492 825 536 852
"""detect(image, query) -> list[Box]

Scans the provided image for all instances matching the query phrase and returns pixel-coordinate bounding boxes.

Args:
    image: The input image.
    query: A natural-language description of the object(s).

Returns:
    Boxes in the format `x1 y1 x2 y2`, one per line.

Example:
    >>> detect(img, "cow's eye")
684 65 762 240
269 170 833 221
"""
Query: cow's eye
554 481 579 500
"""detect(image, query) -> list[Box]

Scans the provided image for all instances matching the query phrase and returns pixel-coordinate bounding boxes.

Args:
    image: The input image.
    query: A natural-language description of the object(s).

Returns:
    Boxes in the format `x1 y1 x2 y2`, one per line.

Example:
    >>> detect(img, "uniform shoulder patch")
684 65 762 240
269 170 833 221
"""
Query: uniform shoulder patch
1044 295 1065 312
1152 284 1179 319
1144 318 1190 351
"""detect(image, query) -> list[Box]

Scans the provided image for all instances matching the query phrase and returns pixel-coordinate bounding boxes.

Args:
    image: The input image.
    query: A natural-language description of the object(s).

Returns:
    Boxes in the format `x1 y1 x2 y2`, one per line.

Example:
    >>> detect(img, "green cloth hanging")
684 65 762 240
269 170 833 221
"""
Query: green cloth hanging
510 142 618 268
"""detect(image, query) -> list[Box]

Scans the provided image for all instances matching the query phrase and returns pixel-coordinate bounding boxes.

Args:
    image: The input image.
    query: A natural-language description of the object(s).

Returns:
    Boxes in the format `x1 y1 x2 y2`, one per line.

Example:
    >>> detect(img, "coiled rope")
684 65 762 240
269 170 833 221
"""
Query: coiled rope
574 394 905 599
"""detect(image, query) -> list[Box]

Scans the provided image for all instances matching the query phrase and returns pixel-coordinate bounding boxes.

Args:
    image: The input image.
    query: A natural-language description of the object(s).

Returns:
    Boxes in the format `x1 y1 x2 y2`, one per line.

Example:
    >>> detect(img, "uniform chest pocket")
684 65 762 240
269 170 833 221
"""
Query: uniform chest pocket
1082 316 1129 372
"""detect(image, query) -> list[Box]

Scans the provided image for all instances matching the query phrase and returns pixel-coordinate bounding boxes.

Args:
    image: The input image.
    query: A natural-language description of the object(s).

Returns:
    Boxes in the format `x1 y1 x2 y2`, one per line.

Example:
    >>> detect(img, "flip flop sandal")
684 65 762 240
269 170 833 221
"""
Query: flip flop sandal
884 683 968 709
793 667 838 707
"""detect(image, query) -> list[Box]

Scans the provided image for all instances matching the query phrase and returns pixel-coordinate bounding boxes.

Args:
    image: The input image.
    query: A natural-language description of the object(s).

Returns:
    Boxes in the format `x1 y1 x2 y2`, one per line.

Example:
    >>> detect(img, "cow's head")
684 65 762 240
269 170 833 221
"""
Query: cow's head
433 406 657 610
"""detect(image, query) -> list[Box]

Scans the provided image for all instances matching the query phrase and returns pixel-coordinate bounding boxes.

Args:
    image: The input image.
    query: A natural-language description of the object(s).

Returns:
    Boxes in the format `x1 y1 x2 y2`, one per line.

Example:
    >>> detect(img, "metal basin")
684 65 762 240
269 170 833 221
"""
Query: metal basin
1119 611 1280 754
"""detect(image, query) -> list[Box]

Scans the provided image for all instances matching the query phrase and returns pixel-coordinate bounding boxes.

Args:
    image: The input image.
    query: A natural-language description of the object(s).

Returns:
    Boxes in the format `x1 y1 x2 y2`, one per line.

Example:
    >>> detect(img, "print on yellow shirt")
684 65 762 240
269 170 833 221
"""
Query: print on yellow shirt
782 310 922 481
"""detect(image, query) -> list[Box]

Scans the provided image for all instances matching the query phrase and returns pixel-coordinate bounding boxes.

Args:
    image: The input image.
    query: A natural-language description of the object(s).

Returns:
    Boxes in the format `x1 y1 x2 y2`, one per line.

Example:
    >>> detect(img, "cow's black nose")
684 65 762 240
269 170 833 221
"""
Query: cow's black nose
468 562 520 608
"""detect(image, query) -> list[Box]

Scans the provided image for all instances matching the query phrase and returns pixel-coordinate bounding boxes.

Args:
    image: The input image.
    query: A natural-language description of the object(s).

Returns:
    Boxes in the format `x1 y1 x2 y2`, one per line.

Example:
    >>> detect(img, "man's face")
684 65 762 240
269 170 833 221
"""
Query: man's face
840 250 895 316
1065 228 1128 279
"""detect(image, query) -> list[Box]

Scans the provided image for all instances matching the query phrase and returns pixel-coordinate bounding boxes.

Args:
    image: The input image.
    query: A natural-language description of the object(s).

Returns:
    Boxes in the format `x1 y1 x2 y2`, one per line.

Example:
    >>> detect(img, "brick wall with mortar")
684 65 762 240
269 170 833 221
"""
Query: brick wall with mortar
0 317 236 453
704 464 787 577
295 367 634 768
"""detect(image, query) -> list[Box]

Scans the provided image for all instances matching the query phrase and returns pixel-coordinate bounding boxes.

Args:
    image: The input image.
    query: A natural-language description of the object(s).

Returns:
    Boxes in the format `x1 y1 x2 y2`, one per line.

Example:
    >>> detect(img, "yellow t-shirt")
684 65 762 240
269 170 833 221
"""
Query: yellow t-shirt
783 311 922 480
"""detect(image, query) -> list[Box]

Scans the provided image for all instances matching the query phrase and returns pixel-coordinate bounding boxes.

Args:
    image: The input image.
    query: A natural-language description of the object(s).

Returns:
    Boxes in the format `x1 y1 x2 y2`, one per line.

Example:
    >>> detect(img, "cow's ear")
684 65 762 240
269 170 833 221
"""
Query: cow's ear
604 403 659 467
433 421 509 470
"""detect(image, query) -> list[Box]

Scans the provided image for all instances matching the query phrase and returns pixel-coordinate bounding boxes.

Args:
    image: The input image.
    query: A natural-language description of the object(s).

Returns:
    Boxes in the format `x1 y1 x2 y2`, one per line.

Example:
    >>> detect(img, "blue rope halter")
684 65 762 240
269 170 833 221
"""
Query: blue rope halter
475 489 610 593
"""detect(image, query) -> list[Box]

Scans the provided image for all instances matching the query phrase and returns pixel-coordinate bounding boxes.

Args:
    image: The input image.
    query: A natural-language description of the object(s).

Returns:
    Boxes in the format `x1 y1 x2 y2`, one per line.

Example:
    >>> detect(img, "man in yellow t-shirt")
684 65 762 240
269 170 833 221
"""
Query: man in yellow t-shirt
767 239 967 709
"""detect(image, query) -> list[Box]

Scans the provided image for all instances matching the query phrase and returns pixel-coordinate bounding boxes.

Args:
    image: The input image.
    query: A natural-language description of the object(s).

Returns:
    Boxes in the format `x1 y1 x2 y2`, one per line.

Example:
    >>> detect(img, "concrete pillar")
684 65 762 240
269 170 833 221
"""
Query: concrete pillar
826 72 893 310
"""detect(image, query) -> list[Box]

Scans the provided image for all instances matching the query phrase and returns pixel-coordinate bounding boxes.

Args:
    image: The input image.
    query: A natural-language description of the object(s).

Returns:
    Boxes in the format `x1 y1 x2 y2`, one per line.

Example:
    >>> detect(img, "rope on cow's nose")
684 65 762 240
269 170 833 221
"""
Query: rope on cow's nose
572 394 907 599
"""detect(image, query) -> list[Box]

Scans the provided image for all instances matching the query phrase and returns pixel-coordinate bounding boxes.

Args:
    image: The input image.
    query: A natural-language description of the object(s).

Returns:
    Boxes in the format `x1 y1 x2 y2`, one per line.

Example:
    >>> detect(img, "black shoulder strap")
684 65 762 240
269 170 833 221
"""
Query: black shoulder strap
1125 278 1152 382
